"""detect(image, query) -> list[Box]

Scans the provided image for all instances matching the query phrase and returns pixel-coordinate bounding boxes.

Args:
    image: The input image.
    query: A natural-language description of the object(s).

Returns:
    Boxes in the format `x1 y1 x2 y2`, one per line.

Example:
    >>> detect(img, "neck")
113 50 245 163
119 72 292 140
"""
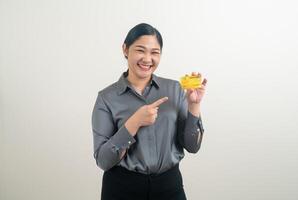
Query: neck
127 72 151 94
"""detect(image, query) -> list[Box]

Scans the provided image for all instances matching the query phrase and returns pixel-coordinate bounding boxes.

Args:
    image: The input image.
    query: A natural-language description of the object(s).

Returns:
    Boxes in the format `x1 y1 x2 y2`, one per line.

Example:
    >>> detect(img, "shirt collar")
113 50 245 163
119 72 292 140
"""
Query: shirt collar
117 71 160 95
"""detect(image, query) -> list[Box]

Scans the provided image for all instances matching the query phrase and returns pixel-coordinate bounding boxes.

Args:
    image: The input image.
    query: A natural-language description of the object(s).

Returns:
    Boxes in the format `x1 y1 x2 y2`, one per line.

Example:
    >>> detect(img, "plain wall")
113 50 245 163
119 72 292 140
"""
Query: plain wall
1 0 298 199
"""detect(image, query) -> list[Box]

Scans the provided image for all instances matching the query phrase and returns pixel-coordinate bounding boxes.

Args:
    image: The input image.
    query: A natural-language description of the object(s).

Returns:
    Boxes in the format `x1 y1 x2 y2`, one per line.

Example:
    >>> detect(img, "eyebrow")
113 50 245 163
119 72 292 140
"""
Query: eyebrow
135 45 160 51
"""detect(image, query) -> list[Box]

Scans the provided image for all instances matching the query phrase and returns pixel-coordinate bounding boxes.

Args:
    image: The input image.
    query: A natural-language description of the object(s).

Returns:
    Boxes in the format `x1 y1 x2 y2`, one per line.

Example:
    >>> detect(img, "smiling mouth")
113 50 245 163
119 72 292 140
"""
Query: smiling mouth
138 63 152 71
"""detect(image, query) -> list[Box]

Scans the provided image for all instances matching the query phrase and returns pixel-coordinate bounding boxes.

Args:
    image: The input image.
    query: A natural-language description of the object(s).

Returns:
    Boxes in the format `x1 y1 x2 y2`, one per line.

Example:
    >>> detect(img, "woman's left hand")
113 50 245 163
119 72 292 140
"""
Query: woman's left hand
186 72 207 116
186 72 207 104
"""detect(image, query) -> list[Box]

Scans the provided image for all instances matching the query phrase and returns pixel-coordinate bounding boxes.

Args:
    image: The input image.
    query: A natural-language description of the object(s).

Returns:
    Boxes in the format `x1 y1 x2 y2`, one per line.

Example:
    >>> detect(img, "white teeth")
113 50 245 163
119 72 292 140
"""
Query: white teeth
138 64 151 70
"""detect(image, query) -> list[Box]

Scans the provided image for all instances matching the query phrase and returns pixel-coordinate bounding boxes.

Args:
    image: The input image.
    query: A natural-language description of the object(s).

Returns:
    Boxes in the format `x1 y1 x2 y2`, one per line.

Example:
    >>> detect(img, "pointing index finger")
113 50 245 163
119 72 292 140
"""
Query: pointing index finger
150 97 168 108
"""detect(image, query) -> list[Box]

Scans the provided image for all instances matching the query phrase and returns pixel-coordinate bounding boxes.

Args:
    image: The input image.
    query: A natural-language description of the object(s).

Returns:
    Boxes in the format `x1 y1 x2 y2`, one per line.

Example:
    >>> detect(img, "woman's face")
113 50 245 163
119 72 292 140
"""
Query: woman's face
123 35 161 80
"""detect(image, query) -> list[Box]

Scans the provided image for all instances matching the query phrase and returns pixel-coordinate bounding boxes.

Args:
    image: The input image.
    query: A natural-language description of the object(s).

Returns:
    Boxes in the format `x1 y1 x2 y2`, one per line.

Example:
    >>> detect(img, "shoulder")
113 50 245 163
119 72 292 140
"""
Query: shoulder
95 81 120 103
98 82 118 95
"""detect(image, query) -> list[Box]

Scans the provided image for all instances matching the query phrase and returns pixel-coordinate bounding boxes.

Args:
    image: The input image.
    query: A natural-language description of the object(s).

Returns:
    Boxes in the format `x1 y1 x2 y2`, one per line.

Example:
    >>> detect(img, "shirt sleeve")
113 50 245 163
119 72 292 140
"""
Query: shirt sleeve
177 85 205 153
92 93 136 171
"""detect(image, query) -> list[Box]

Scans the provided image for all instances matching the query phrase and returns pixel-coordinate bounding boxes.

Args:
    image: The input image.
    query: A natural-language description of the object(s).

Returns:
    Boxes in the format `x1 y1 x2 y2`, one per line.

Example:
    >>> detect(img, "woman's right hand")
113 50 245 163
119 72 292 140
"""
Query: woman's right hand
125 97 168 136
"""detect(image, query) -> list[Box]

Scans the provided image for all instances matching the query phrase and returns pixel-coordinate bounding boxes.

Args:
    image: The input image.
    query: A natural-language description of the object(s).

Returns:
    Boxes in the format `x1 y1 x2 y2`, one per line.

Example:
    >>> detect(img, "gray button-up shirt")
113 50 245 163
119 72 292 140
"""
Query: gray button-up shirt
92 72 204 174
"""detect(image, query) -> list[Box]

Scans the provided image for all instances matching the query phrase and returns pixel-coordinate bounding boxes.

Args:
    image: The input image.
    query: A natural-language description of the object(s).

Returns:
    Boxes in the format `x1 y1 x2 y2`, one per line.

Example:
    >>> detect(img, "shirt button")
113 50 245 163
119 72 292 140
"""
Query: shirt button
128 141 131 144
197 128 201 132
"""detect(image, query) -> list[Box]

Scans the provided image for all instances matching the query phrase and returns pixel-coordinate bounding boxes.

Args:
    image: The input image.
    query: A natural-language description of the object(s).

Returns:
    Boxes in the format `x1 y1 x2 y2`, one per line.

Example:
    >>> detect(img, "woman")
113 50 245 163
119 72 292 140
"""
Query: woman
92 23 207 200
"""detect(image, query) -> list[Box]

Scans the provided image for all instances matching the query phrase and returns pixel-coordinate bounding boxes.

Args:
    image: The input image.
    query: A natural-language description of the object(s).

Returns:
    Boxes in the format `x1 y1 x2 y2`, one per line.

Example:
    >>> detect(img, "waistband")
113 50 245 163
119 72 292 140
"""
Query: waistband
108 164 180 178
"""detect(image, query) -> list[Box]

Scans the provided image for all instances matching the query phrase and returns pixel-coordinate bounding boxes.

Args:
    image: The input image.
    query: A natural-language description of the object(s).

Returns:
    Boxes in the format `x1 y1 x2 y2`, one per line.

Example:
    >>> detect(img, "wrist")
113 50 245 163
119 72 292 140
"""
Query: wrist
125 115 140 136
188 103 201 117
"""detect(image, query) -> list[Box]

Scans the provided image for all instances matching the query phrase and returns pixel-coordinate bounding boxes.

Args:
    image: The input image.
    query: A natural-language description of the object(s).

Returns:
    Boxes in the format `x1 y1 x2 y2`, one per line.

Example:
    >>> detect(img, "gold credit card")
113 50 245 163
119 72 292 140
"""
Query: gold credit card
180 75 202 89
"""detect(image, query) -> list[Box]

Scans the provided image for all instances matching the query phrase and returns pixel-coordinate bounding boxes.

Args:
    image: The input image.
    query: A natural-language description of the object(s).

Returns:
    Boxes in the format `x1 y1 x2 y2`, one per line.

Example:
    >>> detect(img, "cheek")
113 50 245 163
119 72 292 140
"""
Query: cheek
128 54 142 64
153 57 161 66
127 57 138 67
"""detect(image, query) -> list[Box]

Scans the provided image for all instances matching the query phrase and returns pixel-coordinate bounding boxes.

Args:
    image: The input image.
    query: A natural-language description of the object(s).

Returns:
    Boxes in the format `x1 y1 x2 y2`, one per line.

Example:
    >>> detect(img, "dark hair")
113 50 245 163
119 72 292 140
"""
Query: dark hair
123 23 163 54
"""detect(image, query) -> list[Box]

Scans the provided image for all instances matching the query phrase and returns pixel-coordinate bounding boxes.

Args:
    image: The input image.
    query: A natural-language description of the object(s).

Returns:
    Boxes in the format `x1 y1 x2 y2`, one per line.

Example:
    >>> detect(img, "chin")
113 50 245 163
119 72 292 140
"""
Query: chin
137 72 152 79
136 68 155 78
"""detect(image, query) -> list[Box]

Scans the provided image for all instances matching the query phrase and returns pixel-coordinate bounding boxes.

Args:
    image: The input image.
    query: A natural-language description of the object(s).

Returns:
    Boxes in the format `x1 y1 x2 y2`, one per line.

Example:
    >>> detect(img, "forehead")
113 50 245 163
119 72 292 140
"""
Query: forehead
131 35 160 50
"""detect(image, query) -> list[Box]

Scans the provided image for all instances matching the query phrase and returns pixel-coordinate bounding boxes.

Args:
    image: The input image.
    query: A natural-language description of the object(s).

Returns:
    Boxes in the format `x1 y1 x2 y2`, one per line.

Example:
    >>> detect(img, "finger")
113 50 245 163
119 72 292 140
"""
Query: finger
148 107 158 115
150 97 168 108
198 85 205 90
186 89 194 97
187 89 194 93
202 78 207 86
191 72 202 77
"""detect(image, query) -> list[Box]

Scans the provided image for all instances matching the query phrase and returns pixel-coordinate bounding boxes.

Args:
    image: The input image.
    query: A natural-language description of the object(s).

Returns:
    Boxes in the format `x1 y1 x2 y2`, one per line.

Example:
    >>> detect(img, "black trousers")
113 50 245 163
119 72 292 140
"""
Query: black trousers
101 164 187 200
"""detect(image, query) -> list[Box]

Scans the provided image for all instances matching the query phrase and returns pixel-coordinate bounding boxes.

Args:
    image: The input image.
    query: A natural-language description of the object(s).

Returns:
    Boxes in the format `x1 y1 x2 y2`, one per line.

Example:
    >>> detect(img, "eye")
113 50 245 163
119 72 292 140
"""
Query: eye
152 51 160 55
136 49 144 53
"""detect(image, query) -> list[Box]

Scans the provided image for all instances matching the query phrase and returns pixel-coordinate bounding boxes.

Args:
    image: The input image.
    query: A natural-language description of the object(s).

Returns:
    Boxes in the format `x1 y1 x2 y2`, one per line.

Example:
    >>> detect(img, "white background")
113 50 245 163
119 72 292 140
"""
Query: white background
1 0 298 199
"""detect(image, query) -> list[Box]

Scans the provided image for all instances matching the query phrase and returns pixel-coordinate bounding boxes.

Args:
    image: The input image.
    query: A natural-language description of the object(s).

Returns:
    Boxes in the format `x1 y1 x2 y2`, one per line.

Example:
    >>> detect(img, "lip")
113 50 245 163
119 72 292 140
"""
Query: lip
138 63 152 71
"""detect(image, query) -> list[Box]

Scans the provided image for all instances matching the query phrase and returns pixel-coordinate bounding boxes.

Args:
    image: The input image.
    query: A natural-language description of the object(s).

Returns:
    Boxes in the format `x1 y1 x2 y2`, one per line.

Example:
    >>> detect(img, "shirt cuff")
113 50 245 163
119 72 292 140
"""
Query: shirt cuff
186 111 204 134
109 125 136 152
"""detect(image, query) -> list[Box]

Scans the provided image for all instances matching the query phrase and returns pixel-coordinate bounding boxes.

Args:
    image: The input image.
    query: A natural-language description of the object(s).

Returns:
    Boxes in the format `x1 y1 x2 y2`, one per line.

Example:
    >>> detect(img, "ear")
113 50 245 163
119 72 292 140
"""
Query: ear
122 44 128 59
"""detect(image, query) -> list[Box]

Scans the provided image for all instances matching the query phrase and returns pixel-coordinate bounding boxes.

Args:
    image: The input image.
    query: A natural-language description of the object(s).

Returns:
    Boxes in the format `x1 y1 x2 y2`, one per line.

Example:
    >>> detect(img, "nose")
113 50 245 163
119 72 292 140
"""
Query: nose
142 52 152 63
